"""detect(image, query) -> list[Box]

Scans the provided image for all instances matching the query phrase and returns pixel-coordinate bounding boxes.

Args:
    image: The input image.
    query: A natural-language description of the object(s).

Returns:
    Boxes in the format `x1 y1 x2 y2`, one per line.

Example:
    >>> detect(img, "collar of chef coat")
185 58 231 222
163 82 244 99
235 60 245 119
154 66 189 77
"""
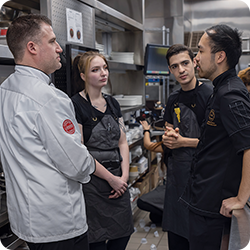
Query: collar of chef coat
15 65 52 86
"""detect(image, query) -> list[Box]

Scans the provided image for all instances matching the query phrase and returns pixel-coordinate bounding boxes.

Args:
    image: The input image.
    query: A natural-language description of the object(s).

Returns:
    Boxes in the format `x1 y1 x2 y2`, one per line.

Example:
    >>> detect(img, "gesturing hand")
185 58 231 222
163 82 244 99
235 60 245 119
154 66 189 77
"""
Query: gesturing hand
140 120 151 130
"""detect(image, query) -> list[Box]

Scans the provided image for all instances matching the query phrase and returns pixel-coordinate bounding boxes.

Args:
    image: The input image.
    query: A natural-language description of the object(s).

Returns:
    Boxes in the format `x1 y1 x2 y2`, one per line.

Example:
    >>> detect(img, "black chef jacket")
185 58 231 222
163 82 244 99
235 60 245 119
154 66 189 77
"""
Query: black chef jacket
180 68 250 218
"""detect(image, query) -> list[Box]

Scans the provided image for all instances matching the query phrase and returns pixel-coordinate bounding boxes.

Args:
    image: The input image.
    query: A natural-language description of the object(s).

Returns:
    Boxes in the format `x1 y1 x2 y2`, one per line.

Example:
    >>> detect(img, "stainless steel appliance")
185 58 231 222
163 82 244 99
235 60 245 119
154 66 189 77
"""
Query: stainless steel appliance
0 44 15 85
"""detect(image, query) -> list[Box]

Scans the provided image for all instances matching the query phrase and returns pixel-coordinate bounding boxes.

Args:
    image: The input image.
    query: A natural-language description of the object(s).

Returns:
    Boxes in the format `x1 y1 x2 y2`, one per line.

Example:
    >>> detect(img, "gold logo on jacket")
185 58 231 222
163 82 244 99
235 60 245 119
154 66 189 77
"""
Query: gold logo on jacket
207 109 217 126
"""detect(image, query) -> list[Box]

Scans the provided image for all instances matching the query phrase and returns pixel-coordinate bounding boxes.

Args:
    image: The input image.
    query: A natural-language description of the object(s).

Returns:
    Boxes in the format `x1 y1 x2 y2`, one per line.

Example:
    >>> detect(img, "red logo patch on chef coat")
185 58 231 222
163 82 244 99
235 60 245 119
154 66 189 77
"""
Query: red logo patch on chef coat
63 119 75 134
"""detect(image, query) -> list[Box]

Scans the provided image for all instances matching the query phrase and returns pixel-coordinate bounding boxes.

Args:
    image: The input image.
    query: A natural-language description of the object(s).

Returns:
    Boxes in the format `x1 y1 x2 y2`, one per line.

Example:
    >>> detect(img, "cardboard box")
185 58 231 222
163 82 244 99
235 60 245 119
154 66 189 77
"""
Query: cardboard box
133 173 150 196
151 165 160 189
130 193 139 212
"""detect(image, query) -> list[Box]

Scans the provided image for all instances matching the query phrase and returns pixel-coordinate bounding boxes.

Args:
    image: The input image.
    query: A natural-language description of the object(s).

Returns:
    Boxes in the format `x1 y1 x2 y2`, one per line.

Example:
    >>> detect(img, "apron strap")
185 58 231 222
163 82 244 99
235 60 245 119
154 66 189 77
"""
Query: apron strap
191 79 200 113
86 92 98 122
174 80 200 124
86 92 118 123
85 92 121 161
103 94 119 123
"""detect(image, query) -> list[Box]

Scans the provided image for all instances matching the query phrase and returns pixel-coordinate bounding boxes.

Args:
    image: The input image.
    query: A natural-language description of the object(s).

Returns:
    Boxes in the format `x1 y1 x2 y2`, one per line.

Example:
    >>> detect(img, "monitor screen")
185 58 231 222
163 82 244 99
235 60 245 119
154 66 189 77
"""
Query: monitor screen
66 44 98 96
144 44 169 76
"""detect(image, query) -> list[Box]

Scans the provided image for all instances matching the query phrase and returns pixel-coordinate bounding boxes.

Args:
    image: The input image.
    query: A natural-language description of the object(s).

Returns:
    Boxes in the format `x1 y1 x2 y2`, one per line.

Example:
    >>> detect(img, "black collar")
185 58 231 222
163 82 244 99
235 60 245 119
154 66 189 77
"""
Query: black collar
213 68 237 90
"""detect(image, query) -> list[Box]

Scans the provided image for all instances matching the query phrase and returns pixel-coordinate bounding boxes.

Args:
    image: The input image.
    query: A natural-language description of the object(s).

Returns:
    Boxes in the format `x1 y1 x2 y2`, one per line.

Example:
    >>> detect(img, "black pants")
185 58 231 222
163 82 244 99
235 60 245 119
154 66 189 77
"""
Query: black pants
189 210 231 250
89 236 130 250
137 198 163 224
168 231 189 250
27 232 88 250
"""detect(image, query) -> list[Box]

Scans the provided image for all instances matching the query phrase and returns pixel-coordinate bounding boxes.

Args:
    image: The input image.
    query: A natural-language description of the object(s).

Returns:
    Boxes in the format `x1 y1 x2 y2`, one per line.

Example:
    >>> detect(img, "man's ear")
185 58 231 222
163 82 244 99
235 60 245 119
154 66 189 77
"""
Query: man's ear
27 41 37 55
193 57 197 68
80 73 85 82
216 51 226 64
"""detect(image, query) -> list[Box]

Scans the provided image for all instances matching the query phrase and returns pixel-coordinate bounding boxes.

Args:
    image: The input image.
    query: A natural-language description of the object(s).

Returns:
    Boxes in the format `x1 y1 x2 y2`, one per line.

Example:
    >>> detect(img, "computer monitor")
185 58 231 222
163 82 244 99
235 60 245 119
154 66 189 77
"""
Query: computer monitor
66 44 98 96
144 44 169 76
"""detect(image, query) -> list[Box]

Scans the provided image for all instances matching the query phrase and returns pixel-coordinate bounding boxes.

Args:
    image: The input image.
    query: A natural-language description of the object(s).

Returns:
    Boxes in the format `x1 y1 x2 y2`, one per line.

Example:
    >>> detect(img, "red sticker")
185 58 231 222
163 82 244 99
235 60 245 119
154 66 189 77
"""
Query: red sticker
63 119 75 134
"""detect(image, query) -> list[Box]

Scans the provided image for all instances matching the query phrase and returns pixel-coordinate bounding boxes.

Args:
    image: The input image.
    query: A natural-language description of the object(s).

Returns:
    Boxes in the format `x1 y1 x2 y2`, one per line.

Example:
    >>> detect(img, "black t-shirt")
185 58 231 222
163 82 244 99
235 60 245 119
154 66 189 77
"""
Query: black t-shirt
164 82 213 127
71 93 122 143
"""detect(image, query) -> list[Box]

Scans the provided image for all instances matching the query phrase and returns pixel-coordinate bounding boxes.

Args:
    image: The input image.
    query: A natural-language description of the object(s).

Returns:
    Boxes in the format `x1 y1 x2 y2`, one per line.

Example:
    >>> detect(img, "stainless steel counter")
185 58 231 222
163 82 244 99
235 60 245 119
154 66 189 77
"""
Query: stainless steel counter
228 205 250 250
151 130 165 137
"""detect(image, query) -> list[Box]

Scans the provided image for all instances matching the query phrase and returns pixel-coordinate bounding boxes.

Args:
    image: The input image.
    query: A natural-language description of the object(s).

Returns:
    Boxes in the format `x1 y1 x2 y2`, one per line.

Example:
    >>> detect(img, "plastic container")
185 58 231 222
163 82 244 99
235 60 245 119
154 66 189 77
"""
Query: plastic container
129 165 139 180
150 244 157 250
131 156 148 173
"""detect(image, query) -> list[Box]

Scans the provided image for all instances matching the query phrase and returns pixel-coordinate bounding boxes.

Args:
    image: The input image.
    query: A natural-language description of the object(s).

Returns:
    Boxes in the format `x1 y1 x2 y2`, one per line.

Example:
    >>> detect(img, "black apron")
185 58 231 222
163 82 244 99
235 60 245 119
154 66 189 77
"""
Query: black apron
162 81 200 239
82 94 134 243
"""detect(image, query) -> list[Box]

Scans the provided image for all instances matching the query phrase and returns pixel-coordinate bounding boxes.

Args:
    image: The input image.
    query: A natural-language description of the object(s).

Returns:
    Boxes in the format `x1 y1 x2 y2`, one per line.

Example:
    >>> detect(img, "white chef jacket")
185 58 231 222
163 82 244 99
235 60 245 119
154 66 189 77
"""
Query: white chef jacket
0 65 96 243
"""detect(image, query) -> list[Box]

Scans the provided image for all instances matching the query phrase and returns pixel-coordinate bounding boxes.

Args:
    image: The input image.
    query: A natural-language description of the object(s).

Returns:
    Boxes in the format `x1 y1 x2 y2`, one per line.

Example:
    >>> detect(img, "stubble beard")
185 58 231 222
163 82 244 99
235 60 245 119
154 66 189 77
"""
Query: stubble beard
198 55 216 80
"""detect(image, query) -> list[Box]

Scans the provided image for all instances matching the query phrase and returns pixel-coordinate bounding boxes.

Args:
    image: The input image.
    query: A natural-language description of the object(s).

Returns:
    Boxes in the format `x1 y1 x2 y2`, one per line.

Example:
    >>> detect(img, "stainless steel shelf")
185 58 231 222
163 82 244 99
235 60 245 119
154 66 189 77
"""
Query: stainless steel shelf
79 0 143 31
121 105 144 115
128 168 148 188
128 137 143 149
151 130 165 137
95 1 143 31
108 60 143 71
3 0 40 12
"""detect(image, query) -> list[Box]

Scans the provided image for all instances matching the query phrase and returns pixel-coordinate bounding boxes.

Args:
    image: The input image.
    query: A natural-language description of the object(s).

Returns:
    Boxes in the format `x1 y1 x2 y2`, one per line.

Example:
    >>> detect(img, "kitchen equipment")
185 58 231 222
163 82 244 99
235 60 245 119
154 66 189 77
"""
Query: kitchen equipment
110 51 134 64
113 95 142 106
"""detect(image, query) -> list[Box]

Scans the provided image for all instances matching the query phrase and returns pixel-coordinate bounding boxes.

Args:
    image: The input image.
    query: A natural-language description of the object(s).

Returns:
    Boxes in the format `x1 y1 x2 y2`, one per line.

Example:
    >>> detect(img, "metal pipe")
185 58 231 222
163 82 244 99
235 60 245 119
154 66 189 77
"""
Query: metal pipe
162 25 166 45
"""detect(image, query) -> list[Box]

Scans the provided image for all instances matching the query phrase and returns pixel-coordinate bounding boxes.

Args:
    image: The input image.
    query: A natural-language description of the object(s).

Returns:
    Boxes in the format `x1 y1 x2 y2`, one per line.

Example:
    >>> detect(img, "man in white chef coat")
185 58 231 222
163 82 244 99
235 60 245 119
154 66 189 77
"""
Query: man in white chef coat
0 14 127 250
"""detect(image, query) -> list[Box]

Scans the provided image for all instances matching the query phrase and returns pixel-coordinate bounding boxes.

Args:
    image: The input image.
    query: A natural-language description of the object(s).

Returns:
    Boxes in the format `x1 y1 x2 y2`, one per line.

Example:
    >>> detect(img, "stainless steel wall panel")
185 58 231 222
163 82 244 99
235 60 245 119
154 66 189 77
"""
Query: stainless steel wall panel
183 0 250 70
170 0 183 17
144 17 166 44
110 70 145 101
183 0 250 36
145 0 166 18
111 31 144 65
172 16 184 44
41 0 95 49
144 0 183 46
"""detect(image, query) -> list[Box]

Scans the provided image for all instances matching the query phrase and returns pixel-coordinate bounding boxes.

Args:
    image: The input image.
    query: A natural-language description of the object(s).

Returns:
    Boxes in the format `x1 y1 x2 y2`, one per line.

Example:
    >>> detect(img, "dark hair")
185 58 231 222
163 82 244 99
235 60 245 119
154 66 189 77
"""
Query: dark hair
71 55 85 96
6 14 52 62
166 44 194 65
205 24 242 69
